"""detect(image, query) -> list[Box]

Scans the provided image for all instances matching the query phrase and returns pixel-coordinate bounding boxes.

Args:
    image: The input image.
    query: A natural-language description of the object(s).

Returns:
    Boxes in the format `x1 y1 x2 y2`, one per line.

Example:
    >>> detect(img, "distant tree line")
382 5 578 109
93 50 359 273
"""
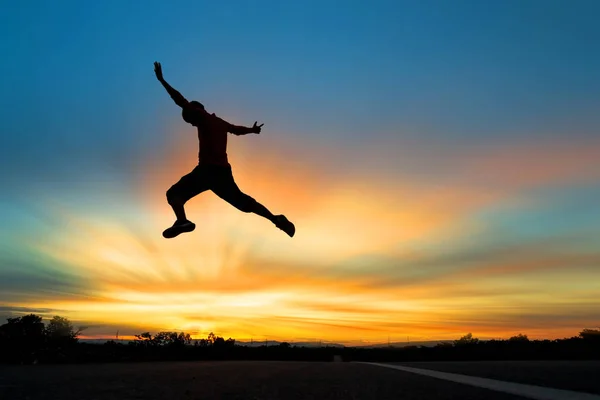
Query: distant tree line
1 314 599 364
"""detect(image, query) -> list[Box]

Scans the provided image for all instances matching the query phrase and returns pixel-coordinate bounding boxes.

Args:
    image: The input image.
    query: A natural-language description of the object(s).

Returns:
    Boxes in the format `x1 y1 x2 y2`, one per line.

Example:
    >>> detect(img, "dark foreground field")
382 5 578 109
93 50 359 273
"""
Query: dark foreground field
0 361 529 400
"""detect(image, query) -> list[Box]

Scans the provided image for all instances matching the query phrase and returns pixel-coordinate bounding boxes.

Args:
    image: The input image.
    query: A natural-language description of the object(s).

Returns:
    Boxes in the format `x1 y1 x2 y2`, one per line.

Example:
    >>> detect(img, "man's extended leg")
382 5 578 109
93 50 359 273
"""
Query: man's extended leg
249 201 276 222
227 193 295 238
250 200 295 238
212 168 295 237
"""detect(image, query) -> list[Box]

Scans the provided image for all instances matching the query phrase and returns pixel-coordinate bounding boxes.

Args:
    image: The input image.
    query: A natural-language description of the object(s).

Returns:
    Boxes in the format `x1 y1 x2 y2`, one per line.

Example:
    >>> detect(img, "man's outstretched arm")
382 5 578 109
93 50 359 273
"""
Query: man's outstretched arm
154 62 190 109
228 121 264 136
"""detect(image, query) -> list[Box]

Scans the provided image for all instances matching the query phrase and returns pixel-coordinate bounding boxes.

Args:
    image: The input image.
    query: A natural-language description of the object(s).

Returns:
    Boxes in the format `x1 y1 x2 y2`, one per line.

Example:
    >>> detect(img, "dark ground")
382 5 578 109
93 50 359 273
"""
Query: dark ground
0 361 529 400
392 360 600 395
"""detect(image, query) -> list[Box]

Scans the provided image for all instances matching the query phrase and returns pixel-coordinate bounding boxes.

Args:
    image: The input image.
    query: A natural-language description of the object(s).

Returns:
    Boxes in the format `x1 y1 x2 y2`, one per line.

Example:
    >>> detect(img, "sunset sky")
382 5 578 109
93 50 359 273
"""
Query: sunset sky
1 0 599 345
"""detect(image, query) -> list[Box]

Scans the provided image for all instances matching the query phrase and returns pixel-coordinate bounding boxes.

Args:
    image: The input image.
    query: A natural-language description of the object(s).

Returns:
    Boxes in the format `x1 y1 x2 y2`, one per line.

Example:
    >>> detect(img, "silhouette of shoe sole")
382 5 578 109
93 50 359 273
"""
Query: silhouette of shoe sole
162 222 196 239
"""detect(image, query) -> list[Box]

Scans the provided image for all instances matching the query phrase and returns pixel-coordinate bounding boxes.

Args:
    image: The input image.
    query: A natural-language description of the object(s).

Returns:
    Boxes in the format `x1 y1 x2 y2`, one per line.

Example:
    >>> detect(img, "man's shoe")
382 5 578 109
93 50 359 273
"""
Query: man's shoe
162 220 196 239
274 215 295 237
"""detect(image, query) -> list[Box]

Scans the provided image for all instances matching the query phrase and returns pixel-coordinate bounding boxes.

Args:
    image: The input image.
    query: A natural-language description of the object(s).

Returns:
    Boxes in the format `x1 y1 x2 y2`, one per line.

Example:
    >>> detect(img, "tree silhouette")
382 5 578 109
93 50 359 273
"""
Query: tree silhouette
508 334 529 342
0 314 46 362
45 316 84 347
154 332 192 347
132 332 154 347
207 332 216 344
1 314 45 343
0 314 82 363
453 333 479 346
580 328 600 341
132 331 192 348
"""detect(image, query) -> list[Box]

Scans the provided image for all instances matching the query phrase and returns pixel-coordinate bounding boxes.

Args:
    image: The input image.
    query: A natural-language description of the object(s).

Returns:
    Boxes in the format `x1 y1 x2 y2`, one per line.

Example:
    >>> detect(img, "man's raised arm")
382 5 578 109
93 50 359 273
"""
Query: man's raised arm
154 62 190 109
228 121 264 136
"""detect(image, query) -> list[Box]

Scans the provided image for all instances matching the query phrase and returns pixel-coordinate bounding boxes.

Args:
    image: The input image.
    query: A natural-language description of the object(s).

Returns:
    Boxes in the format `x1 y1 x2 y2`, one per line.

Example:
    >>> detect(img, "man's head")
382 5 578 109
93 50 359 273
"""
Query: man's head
182 101 206 125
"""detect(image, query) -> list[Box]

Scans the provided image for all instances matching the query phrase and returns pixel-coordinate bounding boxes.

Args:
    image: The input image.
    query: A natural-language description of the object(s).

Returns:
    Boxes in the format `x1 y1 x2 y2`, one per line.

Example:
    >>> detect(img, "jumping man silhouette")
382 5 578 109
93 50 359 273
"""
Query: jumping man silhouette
154 62 295 239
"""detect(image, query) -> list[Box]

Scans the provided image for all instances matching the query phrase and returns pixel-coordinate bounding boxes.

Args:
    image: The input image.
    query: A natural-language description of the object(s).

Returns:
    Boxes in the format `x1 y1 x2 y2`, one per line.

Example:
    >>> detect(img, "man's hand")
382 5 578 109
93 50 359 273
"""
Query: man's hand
252 121 264 134
154 61 164 82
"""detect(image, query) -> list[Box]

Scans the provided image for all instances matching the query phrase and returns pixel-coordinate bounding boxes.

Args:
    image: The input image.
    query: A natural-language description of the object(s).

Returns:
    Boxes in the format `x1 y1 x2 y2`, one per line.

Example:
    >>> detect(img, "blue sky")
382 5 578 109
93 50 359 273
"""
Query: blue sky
1 0 599 342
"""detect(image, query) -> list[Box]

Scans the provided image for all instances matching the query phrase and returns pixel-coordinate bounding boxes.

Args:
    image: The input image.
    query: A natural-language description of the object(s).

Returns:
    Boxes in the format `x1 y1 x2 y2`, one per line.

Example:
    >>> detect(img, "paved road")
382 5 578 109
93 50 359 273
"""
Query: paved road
390 360 600 395
0 361 527 400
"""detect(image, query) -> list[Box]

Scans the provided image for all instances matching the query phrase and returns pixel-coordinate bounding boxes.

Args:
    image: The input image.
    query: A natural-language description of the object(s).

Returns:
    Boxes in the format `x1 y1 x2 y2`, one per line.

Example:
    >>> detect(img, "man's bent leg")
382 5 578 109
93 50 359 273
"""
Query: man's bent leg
163 187 196 239
166 189 188 222
163 166 208 239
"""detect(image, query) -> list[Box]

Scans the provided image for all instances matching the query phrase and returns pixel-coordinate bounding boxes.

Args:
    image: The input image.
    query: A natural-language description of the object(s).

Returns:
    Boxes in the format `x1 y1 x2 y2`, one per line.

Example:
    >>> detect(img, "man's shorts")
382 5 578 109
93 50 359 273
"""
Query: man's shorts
167 164 257 212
